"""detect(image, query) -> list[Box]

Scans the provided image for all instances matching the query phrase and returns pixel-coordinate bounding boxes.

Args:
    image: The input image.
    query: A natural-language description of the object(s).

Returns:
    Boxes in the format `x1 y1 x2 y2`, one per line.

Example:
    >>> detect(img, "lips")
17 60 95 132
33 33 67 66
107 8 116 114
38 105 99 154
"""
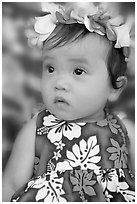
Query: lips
54 96 69 105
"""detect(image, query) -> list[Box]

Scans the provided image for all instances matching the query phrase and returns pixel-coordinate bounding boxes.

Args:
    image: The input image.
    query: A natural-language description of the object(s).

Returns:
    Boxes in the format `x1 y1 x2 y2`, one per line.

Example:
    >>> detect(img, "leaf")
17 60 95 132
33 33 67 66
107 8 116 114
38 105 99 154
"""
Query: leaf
56 161 72 171
86 171 93 181
66 136 100 169
88 156 101 163
84 186 96 196
110 138 120 148
91 145 100 156
72 143 81 158
97 119 108 127
107 147 117 153
109 153 118 161
109 125 118 134
66 150 77 161
119 181 129 190
79 139 87 153
73 185 80 192
69 175 79 186
87 135 97 148
36 186 48 201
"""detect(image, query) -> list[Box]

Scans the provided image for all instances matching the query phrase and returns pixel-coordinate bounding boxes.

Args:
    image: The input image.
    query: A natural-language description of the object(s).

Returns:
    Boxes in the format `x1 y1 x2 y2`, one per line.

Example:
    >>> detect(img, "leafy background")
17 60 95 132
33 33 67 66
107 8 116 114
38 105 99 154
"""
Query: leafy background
2 2 135 171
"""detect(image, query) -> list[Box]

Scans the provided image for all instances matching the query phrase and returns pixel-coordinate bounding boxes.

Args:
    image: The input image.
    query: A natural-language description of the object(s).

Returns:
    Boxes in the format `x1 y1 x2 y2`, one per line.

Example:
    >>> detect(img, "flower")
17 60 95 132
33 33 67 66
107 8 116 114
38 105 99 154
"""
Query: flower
70 170 96 196
43 114 85 143
104 190 113 202
54 140 65 150
56 136 101 170
117 169 135 202
25 2 132 57
107 138 128 168
26 172 67 202
25 3 60 48
53 150 61 161
94 168 118 192
97 113 120 134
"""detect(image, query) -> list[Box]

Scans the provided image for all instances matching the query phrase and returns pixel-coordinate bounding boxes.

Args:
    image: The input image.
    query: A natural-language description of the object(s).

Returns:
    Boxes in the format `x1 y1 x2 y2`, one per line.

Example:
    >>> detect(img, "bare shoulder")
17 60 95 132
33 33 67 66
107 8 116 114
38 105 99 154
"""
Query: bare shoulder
3 117 37 191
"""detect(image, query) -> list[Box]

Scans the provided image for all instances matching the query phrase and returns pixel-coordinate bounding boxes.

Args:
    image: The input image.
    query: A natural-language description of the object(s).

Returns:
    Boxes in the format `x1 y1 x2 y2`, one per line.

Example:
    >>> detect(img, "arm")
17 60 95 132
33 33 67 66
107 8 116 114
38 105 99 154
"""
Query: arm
2 117 36 202
122 118 135 174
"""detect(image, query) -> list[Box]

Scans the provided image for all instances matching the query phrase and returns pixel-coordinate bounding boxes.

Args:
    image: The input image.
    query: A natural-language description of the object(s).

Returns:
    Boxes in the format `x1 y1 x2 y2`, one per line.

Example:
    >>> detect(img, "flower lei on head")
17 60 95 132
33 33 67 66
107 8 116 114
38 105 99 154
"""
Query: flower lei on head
25 2 132 61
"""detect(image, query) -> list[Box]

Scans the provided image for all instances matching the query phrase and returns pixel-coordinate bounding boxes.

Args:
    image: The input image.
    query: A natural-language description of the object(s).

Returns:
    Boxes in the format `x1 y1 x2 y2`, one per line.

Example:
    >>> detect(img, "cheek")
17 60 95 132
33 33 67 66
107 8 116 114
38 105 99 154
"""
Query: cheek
74 78 111 104
41 78 51 99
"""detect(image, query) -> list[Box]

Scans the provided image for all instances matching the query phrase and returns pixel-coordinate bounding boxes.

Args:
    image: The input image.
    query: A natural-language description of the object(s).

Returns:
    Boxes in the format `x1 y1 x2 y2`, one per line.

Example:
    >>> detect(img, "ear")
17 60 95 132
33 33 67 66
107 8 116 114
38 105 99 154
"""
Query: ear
108 76 127 102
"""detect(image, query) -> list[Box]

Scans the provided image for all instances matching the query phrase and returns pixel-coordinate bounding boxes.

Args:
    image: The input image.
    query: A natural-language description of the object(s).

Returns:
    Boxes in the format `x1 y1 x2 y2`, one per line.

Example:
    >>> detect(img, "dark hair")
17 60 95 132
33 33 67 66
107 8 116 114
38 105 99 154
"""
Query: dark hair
43 23 127 89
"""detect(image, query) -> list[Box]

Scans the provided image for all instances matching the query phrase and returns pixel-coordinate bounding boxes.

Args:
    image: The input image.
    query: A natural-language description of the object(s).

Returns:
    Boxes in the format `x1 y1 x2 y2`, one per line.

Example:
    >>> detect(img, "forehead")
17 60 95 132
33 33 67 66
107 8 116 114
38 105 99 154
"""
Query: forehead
43 34 110 62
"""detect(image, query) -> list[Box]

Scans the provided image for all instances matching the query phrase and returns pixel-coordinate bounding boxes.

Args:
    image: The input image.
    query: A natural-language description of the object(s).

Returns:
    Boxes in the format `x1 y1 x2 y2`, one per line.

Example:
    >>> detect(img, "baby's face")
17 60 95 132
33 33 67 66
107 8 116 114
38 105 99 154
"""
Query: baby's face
41 34 113 122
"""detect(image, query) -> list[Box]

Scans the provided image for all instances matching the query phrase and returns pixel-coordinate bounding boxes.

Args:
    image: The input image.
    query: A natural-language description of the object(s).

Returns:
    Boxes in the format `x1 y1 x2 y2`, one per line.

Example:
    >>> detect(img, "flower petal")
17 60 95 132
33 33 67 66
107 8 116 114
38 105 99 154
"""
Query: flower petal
72 143 81 159
88 135 97 148
29 37 38 47
35 15 56 34
88 156 101 163
43 115 59 126
90 145 100 157
36 186 48 201
47 127 62 143
106 23 117 41
113 24 130 48
25 28 38 38
86 163 100 170
79 139 87 154
41 2 60 15
63 123 82 140
84 16 94 32
66 149 77 161
56 161 73 171
70 10 84 23
108 16 124 26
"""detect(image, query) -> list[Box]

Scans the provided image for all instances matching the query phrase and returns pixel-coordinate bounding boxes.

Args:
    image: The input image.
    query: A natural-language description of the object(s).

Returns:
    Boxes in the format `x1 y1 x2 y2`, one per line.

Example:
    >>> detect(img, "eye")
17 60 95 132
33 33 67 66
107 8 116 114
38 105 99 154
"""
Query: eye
73 68 86 75
47 65 55 73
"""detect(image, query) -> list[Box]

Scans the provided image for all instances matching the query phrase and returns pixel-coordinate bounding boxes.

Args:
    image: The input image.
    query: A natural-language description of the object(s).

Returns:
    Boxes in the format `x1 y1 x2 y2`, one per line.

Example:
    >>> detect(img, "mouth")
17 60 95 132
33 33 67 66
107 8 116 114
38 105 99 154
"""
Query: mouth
54 96 69 105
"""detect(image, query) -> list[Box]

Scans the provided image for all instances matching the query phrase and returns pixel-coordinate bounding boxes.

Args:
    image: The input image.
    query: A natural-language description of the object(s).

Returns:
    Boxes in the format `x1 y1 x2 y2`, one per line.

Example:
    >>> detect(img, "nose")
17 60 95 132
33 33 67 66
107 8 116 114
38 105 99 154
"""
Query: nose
54 77 70 92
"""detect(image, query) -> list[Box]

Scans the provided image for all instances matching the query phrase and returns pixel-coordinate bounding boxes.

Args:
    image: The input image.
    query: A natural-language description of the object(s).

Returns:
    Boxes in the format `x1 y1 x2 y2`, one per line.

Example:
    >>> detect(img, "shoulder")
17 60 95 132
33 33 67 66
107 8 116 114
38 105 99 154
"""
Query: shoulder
15 116 37 145
3 117 37 190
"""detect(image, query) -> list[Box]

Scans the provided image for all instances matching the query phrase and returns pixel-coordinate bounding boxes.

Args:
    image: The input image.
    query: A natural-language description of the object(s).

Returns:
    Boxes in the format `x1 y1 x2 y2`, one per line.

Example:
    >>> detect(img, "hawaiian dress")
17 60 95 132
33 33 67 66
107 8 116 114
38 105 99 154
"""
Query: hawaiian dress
11 109 135 202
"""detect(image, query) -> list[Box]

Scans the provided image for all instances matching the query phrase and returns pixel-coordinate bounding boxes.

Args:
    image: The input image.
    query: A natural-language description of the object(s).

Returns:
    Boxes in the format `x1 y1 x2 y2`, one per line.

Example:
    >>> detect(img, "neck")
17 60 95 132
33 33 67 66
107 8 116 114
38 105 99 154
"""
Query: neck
68 109 106 123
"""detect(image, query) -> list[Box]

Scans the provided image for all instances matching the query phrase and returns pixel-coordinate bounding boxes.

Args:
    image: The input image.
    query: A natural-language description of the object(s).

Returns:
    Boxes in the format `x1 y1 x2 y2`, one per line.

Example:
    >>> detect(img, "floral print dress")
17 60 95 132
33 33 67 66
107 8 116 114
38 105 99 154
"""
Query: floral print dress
11 109 135 202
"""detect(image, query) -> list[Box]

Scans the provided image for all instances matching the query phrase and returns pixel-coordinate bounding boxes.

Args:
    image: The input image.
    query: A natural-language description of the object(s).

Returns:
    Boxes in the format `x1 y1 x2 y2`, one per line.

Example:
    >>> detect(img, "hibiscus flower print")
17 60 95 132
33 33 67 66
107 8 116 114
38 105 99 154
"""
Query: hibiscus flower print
53 150 61 161
97 113 120 134
117 169 135 202
107 138 128 168
43 114 85 143
54 140 65 150
25 172 67 202
70 170 96 201
56 136 101 170
94 168 119 192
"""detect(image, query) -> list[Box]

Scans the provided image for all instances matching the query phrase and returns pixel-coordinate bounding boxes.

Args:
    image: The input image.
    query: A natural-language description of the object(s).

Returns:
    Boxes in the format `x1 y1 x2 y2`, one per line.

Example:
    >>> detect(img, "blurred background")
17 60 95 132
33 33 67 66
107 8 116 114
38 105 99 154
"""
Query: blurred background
2 2 135 171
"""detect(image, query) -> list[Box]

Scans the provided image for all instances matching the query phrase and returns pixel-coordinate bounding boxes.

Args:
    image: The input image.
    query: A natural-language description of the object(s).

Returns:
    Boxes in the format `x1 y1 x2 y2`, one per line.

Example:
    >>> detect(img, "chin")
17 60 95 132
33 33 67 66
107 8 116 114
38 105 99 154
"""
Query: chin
53 111 75 121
